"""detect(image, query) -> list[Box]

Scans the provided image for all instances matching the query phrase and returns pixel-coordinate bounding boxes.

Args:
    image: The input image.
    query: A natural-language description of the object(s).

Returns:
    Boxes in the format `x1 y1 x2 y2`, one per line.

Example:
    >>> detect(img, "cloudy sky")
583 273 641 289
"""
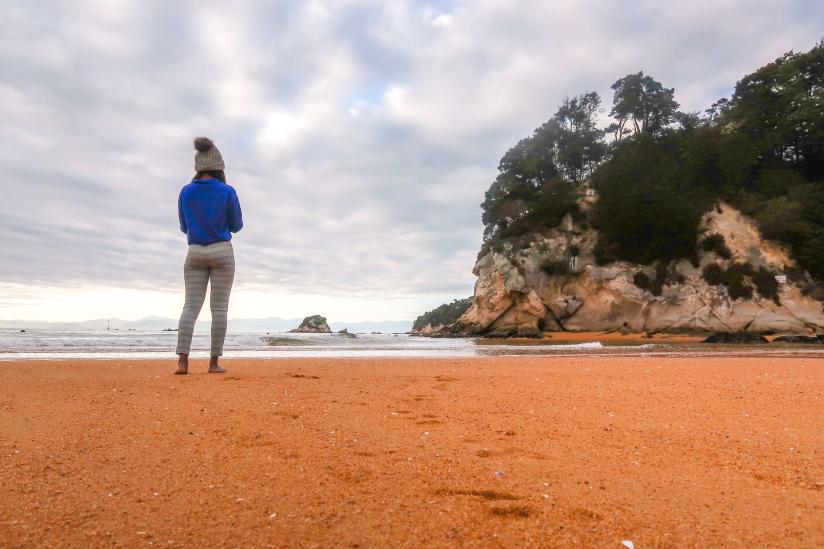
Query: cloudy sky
1 0 821 322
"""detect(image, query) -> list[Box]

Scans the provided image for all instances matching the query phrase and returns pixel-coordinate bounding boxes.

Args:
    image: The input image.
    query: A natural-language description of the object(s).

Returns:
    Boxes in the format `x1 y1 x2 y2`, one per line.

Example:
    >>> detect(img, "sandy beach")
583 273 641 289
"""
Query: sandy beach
1 357 822 547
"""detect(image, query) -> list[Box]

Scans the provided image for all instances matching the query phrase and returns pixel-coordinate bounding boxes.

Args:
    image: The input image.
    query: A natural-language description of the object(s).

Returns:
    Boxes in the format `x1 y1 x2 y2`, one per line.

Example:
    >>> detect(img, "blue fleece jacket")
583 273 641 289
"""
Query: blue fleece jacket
178 178 243 245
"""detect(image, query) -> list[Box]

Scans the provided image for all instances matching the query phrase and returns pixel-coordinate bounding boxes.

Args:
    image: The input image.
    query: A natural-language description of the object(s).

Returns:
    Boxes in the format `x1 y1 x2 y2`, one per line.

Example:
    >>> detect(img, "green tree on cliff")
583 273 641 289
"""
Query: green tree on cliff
551 92 607 181
607 72 679 140
481 92 604 243
722 40 824 180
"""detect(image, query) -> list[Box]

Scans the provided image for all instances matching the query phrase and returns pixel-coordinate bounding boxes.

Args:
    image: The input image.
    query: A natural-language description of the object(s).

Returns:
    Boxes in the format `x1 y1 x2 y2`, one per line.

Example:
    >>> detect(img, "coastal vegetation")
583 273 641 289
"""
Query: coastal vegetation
701 263 782 303
540 259 570 277
699 234 732 260
412 298 473 332
479 41 824 281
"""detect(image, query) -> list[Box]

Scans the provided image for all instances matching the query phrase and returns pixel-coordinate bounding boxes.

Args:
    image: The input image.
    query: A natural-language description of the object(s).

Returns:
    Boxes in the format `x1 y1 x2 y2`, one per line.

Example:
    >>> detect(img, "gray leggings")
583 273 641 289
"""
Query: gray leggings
176 241 235 356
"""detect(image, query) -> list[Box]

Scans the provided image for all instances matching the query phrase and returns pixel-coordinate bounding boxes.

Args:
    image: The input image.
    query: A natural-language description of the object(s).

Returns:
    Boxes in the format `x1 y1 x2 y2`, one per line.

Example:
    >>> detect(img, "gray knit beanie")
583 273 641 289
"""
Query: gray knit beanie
193 137 225 171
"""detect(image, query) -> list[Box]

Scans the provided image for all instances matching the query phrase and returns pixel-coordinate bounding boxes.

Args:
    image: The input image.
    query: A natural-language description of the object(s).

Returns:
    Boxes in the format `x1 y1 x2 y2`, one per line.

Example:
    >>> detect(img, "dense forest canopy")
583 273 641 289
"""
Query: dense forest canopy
480 41 824 280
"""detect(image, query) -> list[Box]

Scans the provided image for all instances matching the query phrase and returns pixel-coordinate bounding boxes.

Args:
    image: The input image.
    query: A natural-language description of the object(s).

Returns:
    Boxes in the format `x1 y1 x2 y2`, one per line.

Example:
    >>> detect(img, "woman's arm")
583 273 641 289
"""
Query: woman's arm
228 188 243 233
178 191 187 234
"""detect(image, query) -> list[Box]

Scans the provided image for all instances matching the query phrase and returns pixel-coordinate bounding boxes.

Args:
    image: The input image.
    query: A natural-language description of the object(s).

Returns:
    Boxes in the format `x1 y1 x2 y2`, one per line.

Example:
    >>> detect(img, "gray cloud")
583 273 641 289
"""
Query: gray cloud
1 0 822 317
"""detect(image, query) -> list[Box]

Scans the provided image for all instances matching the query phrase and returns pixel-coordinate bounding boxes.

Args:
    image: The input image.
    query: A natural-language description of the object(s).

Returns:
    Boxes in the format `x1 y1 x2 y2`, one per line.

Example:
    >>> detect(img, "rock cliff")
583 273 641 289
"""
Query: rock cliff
429 200 824 337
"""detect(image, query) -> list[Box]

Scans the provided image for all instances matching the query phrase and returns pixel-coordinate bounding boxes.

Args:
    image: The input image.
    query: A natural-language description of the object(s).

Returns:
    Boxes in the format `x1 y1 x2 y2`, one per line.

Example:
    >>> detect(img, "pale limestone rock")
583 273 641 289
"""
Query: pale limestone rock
415 323 436 336
444 203 824 337
700 201 794 269
549 295 583 319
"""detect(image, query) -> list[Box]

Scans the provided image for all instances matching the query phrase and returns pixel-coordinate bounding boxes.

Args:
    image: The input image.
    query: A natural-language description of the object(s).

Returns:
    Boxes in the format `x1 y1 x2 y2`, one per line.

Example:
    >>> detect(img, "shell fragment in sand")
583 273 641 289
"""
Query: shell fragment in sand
622 541 635 549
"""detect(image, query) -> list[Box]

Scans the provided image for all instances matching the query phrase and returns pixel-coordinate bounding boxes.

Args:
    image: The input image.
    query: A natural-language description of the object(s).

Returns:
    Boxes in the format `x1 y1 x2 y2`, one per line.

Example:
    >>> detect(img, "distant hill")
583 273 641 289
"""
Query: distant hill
0 317 413 334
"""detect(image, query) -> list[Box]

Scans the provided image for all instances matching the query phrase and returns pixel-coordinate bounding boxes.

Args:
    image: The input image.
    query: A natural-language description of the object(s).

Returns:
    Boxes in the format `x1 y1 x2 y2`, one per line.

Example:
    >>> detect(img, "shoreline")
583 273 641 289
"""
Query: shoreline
548 330 706 342
3 343 824 361
2 356 823 547
467 330 823 344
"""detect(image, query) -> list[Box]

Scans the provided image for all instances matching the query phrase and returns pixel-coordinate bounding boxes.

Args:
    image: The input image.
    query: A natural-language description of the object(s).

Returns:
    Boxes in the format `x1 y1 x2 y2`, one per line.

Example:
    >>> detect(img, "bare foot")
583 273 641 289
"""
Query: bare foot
175 355 189 375
208 357 226 374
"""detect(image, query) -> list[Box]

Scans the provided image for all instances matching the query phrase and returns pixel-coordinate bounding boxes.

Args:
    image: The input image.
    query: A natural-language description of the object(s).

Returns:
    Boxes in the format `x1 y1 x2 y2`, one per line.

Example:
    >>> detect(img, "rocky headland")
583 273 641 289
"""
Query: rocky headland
416 199 824 338
413 44 824 339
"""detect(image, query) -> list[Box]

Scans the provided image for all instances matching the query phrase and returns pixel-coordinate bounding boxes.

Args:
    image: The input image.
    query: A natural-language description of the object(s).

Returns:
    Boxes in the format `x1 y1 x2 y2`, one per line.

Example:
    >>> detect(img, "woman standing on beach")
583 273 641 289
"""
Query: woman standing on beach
175 137 243 375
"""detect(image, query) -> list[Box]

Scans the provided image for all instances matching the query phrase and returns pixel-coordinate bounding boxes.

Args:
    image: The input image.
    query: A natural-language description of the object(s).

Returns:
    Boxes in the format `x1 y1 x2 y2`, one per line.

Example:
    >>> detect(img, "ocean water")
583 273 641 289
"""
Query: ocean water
1 329 823 359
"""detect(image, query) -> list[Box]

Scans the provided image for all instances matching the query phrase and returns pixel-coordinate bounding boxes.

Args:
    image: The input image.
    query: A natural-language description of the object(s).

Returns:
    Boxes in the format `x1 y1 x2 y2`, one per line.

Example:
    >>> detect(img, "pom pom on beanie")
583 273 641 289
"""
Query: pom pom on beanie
194 137 214 152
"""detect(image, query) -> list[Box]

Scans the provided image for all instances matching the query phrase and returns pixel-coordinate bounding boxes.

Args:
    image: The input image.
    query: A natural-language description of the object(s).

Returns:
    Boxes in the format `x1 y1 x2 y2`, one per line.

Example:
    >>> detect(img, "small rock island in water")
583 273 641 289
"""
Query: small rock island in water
289 315 332 333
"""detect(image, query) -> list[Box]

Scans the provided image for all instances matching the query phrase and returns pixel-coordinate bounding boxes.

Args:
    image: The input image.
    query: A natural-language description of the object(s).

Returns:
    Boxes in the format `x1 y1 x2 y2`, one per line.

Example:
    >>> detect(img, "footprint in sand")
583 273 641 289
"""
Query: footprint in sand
435 488 520 501
489 505 532 518
285 373 320 379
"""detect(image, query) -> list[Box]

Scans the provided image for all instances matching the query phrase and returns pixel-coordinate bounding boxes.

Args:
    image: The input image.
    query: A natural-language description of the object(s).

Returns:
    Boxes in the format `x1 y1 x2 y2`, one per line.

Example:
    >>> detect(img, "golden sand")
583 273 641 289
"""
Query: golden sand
1 357 822 547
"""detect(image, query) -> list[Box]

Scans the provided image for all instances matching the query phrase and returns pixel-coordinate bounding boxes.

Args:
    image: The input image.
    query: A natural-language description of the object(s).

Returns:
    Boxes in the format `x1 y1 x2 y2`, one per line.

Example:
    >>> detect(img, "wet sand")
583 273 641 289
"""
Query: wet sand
540 331 706 344
1 357 822 547
536 331 811 344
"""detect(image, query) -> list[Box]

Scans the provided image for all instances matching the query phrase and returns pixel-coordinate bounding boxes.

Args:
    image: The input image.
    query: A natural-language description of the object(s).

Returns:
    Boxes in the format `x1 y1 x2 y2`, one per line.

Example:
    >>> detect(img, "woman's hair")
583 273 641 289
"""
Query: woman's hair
194 170 226 182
